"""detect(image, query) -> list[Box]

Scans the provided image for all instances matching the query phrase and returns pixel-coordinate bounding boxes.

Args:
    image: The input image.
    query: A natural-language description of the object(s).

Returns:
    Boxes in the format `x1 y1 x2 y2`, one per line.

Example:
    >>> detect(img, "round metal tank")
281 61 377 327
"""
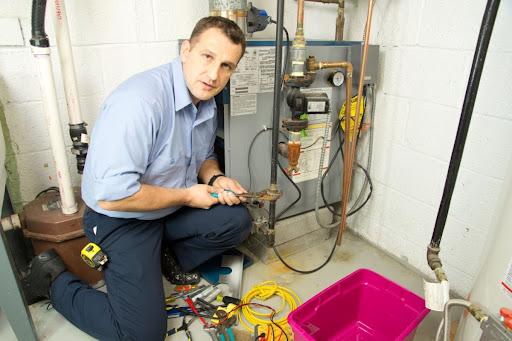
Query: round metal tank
209 0 248 35
455 158 512 339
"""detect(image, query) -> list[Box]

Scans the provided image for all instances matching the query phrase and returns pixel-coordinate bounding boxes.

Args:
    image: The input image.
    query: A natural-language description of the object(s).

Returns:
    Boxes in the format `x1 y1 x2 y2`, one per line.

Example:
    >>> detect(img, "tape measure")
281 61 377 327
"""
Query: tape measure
81 242 108 270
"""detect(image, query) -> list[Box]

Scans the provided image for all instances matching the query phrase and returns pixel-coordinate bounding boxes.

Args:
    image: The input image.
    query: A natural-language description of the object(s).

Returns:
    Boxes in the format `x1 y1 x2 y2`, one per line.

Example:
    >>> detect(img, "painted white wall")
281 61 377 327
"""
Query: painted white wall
0 0 510 297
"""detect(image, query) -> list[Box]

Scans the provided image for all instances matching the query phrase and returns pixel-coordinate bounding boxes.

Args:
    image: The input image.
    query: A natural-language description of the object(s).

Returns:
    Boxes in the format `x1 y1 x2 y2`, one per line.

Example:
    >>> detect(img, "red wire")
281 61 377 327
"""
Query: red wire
186 299 288 341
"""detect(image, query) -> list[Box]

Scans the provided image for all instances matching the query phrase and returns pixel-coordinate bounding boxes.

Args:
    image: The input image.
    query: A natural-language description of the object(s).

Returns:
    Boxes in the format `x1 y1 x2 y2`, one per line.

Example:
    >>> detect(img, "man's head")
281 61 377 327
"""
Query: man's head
180 16 246 106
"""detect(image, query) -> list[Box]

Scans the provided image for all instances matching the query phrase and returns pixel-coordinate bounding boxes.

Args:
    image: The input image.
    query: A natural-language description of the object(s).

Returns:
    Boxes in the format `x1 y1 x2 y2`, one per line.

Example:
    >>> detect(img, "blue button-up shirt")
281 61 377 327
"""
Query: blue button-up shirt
81 57 217 220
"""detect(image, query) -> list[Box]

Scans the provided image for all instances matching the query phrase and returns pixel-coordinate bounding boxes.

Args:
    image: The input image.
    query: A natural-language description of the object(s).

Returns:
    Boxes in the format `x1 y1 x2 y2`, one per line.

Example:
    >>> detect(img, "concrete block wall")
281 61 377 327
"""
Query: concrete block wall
344 0 512 297
0 0 510 296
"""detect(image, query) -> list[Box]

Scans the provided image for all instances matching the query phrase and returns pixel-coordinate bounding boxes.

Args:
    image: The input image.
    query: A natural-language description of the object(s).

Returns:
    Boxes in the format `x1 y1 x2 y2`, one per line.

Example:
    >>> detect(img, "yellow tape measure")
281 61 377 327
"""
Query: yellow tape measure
81 242 108 270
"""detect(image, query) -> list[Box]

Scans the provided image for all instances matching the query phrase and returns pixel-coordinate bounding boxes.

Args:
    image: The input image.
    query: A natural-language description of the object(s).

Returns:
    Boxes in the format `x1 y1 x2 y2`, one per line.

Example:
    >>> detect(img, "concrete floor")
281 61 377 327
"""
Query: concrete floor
0 230 443 340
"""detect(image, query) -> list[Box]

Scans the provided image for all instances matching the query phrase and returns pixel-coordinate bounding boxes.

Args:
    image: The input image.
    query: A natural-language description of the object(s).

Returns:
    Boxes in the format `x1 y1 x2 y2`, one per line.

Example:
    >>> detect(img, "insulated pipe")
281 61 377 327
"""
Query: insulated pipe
427 0 501 279
429 0 501 249
30 0 78 215
50 0 89 174
337 0 374 245
268 0 285 233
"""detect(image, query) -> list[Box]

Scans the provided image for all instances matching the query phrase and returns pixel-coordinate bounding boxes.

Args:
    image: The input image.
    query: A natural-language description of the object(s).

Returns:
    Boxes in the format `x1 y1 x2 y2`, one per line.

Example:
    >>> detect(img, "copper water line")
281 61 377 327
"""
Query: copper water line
297 0 305 36
307 58 353 231
337 0 375 245
303 0 345 41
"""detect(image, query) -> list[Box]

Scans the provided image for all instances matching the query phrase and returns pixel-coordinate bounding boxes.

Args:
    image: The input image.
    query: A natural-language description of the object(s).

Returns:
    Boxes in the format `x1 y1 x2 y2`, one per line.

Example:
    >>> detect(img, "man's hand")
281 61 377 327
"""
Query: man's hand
185 184 220 209
211 176 248 206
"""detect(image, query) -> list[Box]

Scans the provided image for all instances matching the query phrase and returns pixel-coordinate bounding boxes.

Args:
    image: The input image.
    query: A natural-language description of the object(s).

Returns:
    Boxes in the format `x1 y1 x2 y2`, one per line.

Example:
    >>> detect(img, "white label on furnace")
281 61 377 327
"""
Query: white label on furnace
502 257 512 301
230 46 275 116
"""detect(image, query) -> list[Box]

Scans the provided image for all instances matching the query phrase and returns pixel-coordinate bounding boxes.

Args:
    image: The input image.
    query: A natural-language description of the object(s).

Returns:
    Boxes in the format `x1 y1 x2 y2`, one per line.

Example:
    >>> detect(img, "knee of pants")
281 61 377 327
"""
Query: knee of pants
120 322 166 341
212 206 252 246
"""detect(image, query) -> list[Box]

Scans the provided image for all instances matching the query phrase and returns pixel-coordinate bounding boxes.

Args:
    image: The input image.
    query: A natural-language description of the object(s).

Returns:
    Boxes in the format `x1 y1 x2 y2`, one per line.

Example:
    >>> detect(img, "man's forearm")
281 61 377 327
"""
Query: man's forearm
98 184 190 212
198 159 223 185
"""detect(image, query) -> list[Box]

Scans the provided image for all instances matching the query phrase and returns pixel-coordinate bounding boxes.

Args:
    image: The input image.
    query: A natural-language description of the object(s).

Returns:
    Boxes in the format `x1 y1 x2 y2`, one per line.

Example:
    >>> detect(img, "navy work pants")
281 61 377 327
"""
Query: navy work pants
50 204 251 341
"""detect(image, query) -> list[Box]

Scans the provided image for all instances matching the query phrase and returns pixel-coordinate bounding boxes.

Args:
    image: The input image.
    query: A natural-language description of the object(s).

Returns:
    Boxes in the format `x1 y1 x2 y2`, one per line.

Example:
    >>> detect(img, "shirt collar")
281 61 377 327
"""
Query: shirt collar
171 56 216 124
171 56 192 111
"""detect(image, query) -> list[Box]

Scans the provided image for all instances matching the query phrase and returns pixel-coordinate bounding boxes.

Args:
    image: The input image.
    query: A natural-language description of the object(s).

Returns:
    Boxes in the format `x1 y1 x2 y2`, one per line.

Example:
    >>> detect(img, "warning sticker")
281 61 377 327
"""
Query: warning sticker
230 47 276 116
502 257 512 301
291 121 332 183
289 87 334 183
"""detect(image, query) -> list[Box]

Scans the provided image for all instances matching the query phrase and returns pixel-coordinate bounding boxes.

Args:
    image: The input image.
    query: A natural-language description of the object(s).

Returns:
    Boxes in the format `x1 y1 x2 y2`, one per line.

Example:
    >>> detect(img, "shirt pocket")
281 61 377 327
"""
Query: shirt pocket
141 152 188 188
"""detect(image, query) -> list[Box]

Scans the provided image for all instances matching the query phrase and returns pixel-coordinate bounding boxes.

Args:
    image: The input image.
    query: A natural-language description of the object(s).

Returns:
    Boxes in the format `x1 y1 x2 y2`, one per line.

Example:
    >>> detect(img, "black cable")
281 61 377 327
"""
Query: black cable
35 186 60 198
255 333 265 341
276 158 301 221
247 129 270 192
273 232 339 274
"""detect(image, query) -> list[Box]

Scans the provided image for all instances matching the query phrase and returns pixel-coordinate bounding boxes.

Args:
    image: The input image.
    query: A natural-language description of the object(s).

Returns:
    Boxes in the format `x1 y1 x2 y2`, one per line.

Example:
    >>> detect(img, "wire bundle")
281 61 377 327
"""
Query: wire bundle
238 281 301 332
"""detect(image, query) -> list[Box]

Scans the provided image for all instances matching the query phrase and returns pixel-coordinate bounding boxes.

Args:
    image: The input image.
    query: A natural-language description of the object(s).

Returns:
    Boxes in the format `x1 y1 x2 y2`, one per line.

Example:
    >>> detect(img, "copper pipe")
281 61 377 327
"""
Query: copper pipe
303 0 345 41
307 57 353 233
336 0 345 41
297 0 305 35
337 0 375 245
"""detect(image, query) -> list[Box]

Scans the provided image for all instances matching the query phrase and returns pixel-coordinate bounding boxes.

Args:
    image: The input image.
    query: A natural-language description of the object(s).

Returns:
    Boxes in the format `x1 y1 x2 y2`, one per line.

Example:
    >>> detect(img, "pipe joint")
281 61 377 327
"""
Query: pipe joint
469 305 488 323
427 245 443 270
30 0 50 47
69 123 88 174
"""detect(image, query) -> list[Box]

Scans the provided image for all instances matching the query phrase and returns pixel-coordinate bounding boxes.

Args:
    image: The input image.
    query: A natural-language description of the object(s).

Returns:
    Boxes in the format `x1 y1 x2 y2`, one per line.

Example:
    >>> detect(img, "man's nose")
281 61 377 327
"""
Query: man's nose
206 64 220 82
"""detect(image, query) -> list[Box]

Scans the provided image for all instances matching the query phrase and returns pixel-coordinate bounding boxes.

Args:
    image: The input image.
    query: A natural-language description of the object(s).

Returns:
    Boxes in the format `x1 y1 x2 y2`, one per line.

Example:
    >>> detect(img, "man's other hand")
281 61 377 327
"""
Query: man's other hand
185 184 220 209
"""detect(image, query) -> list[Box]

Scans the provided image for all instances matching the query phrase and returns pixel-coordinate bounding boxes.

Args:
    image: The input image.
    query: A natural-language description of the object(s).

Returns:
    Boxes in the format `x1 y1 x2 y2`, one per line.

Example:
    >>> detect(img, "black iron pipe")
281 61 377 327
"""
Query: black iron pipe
30 0 49 47
429 0 501 249
268 0 285 232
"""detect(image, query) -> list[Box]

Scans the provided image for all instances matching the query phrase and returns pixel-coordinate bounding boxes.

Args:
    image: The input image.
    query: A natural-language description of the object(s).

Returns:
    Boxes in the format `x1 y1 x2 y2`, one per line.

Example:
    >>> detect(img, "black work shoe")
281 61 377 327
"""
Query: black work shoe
161 246 201 285
21 249 66 305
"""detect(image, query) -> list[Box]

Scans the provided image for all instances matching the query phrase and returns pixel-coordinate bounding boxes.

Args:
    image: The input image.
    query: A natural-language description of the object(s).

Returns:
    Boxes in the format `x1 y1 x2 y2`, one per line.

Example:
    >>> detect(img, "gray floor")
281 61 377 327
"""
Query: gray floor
0 230 442 340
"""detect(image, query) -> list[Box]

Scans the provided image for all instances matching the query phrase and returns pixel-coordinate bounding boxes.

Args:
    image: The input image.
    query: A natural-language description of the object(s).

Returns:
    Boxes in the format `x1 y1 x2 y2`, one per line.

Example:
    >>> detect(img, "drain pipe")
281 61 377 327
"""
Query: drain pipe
427 0 501 283
49 0 89 174
268 0 285 237
30 0 78 215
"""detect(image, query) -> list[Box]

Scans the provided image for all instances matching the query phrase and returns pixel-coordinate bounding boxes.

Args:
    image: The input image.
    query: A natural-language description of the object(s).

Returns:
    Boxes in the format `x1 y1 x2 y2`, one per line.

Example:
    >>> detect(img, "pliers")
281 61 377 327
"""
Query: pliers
215 310 236 341
210 189 283 201
166 316 197 340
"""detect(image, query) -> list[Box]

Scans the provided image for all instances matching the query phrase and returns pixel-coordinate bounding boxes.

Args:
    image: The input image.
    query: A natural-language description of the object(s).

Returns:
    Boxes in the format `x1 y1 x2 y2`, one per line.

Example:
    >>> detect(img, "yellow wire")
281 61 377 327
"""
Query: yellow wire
238 281 302 332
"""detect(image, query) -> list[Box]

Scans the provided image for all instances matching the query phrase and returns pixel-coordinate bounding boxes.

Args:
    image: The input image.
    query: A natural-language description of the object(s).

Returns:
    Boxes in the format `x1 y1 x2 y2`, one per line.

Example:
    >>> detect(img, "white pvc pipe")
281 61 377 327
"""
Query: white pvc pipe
49 0 84 126
31 46 78 215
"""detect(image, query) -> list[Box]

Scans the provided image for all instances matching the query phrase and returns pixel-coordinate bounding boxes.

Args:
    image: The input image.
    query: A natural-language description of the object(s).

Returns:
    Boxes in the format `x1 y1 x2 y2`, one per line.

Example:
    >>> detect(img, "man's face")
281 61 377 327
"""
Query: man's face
180 27 243 106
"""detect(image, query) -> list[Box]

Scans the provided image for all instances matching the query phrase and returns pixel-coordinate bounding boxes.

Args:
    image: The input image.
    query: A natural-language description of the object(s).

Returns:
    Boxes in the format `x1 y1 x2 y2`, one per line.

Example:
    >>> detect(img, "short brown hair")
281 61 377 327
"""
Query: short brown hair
190 16 246 59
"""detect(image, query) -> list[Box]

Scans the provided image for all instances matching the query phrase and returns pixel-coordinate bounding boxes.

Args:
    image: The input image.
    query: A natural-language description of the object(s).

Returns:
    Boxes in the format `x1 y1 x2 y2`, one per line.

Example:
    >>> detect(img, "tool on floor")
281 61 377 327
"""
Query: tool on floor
216 295 240 306
175 284 198 292
80 242 108 270
189 285 220 303
210 189 283 201
214 309 236 341
203 326 220 341
166 316 197 340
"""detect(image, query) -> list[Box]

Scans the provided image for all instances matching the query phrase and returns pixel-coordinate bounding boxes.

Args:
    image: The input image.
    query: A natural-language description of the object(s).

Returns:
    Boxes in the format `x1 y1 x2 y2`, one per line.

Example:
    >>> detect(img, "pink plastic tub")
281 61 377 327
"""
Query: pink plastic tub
288 269 429 341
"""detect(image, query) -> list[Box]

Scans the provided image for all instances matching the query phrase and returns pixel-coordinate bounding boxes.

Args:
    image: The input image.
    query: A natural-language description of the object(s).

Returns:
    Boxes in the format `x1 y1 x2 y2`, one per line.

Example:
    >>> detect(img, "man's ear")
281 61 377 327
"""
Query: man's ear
180 40 191 62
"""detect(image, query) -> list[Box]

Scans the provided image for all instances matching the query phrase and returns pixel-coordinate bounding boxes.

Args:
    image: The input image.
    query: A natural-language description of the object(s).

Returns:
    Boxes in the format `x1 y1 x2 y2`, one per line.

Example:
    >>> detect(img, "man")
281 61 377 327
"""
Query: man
21 16 251 340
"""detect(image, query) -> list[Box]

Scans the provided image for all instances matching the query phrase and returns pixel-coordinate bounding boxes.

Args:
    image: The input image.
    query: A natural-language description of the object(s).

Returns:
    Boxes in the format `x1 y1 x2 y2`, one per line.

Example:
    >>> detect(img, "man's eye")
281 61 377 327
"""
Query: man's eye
203 54 212 60
222 63 233 71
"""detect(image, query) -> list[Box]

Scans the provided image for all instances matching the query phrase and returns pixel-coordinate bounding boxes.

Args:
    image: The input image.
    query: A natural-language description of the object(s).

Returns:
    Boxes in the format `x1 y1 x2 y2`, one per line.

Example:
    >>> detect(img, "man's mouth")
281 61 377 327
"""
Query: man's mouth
201 81 214 90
